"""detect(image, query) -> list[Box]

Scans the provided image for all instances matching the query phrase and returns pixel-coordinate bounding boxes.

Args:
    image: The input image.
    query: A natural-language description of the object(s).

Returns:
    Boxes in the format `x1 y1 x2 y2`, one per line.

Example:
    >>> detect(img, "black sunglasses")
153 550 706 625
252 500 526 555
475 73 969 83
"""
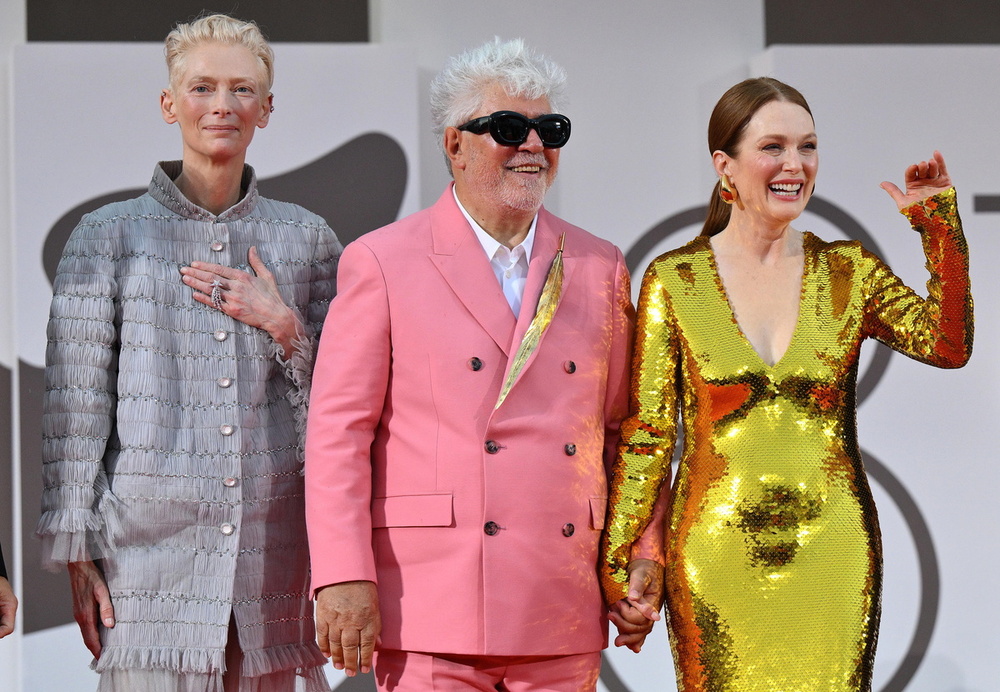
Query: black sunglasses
456 111 571 148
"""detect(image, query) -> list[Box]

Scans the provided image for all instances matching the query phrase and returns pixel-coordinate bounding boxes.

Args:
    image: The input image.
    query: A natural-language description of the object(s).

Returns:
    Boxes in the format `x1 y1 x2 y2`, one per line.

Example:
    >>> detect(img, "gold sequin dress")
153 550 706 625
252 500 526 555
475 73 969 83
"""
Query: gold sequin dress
602 189 972 691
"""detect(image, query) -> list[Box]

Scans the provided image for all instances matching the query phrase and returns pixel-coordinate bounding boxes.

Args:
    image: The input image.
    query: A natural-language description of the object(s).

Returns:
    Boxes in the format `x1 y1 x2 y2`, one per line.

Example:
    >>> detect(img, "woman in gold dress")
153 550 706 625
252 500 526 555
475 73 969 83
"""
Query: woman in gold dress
601 78 973 690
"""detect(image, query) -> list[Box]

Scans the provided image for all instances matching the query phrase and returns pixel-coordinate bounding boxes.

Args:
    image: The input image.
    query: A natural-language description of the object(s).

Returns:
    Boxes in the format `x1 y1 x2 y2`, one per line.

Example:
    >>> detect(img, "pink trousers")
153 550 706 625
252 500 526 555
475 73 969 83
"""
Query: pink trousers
373 649 601 691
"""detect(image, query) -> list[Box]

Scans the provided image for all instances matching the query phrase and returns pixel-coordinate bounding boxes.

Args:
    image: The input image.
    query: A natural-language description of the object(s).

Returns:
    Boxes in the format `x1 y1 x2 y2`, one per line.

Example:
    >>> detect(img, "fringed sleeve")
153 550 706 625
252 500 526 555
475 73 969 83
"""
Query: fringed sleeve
37 217 124 569
271 222 342 445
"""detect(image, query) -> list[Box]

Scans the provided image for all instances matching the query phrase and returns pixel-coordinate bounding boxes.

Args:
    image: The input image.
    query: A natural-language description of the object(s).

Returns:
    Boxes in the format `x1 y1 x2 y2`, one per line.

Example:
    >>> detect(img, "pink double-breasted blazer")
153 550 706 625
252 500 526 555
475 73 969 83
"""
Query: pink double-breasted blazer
305 186 640 656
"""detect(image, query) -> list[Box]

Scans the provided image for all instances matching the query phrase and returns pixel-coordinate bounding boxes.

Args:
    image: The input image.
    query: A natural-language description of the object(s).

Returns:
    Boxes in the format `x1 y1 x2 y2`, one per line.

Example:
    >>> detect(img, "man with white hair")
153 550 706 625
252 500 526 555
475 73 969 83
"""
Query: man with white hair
305 38 664 690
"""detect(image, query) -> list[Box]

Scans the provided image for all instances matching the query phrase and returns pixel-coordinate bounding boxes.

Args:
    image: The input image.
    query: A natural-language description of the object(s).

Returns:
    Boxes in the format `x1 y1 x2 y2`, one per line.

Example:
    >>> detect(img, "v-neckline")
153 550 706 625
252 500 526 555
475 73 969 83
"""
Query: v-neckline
704 232 811 371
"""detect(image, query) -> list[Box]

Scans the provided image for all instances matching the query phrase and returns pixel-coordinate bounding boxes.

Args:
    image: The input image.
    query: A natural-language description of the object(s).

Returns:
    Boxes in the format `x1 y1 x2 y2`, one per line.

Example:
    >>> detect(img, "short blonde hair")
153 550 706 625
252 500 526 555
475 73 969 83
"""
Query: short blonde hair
164 14 275 93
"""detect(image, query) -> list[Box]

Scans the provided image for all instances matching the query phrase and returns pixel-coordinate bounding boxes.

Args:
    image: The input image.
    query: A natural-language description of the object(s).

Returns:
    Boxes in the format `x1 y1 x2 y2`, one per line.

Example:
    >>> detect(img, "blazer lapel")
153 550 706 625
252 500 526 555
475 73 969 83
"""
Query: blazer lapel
498 209 575 402
428 187 516 355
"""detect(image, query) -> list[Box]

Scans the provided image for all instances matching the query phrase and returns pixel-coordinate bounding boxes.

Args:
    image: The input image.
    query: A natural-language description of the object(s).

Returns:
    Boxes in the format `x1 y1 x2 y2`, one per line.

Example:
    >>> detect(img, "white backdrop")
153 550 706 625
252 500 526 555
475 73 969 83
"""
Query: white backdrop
2 3 997 691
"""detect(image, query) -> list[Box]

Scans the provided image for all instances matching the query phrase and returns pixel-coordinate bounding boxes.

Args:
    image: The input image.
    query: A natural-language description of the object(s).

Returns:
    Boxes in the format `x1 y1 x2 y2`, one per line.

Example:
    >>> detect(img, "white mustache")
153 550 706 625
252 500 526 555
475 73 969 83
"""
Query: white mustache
507 157 547 168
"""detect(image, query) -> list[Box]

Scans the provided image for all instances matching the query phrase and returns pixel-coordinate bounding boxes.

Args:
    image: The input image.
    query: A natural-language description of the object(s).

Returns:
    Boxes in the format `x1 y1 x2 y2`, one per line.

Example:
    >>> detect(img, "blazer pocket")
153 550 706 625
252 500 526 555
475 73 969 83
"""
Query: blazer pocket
372 493 455 528
590 496 608 530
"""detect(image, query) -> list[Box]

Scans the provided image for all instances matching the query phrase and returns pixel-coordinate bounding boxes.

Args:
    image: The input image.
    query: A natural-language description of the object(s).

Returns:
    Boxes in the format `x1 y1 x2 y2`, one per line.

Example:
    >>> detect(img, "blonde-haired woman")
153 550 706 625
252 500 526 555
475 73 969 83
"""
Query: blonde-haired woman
38 14 339 691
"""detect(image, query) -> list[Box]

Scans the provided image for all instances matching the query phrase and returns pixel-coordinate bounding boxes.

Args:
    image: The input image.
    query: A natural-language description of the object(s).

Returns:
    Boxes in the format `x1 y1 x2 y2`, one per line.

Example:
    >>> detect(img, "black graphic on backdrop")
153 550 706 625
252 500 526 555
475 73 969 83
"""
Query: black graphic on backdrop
27 0 369 42
764 0 1000 45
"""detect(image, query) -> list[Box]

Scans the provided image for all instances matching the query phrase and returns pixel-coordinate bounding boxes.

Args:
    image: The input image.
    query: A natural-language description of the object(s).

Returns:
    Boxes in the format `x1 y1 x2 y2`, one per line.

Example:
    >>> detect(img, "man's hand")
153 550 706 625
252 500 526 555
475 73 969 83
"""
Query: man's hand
315 581 381 677
0 576 17 638
68 560 114 658
608 558 664 653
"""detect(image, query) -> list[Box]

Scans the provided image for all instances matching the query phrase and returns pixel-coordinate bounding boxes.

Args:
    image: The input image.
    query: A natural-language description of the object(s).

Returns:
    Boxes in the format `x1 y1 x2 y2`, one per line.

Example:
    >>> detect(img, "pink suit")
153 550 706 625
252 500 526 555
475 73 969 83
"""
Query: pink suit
305 186 650 657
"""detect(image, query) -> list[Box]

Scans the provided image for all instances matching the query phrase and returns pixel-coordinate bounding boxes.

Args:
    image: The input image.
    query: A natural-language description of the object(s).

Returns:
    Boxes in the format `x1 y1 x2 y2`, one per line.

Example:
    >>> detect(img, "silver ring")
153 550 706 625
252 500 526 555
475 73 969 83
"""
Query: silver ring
211 279 224 310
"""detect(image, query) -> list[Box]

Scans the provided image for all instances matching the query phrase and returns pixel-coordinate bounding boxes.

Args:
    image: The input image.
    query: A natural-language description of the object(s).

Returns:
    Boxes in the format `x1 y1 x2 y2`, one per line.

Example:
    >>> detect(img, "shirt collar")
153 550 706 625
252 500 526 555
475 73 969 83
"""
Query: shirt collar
453 185 537 263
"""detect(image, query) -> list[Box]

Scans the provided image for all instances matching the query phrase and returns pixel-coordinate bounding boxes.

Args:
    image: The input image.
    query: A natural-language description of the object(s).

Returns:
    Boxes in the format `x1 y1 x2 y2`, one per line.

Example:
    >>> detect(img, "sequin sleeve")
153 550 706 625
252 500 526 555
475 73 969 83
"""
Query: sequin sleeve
862 187 973 367
600 260 677 603
36 217 124 568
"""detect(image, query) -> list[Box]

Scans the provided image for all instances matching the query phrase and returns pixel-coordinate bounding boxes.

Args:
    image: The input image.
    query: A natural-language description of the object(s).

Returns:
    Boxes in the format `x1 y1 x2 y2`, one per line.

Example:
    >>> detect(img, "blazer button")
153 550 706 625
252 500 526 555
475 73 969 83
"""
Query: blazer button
214 329 229 342
211 241 225 252
468 357 483 371
563 360 577 374
220 424 236 436
562 523 575 537
564 444 577 456
484 521 500 536
485 440 500 454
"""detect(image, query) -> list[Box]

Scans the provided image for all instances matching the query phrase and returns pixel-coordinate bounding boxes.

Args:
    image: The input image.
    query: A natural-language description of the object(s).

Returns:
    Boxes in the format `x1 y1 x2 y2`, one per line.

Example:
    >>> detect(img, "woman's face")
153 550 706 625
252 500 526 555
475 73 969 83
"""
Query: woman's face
161 42 271 166
719 100 817 230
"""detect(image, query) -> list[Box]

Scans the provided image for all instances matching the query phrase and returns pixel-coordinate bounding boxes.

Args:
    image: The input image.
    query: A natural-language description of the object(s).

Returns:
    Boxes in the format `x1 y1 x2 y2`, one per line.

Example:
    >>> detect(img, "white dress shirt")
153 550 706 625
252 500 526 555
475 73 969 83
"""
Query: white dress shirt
454 187 537 316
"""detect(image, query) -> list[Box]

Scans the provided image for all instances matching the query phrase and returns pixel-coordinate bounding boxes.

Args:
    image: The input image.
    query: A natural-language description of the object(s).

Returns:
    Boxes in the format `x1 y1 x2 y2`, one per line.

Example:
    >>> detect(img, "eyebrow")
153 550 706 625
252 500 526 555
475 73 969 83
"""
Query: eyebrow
757 132 817 141
185 74 259 85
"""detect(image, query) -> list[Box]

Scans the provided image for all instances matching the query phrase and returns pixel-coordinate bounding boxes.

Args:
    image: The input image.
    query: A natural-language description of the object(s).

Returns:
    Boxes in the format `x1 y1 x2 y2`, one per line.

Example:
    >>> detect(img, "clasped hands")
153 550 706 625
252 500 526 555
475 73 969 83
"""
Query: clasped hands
609 558 664 653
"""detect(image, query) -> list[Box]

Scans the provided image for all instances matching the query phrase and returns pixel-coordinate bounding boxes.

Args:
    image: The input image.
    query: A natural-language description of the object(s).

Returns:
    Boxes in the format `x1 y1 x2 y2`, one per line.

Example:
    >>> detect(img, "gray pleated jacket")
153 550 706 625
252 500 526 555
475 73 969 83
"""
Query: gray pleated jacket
37 161 341 679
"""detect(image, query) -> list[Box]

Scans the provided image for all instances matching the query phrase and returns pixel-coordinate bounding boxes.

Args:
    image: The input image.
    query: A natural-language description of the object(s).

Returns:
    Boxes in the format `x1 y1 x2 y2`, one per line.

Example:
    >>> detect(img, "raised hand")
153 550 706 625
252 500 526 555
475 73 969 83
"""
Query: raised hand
880 150 953 210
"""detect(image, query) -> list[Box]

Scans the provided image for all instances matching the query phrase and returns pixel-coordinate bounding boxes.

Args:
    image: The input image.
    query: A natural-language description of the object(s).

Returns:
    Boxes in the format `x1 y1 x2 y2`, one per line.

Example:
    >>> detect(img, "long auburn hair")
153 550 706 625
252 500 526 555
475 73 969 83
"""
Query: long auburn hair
701 77 813 237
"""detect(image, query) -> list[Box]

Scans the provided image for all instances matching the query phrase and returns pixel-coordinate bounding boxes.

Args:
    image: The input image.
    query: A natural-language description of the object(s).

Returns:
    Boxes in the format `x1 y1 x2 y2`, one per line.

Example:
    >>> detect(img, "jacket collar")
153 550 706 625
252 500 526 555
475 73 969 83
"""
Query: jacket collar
149 160 259 222
428 185 516 354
